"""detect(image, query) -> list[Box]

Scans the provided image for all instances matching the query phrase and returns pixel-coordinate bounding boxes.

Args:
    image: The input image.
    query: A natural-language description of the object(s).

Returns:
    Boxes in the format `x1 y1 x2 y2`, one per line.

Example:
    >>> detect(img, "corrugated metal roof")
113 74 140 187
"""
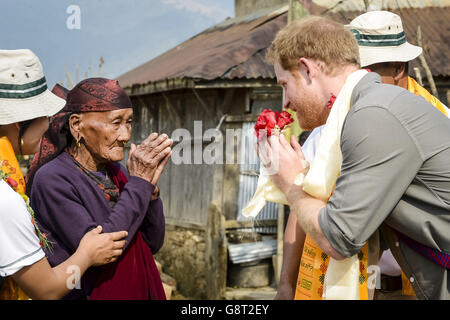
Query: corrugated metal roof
315 0 450 13
118 2 450 91
118 6 287 89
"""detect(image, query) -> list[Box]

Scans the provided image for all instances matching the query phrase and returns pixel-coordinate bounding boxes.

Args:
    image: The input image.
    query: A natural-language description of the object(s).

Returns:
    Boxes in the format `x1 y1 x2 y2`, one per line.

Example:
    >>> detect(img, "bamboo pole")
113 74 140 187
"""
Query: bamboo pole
64 65 74 89
417 25 439 98
76 64 79 84
413 67 423 86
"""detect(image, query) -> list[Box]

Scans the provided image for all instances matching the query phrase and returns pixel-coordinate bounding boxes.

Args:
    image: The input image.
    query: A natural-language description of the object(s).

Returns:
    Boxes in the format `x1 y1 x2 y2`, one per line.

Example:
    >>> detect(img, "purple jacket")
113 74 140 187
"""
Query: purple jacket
30 151 165 299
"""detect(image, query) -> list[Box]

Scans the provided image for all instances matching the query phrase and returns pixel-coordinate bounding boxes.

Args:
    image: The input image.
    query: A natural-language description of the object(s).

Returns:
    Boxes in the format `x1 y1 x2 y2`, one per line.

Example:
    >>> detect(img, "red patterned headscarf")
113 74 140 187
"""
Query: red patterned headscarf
26 78 132 195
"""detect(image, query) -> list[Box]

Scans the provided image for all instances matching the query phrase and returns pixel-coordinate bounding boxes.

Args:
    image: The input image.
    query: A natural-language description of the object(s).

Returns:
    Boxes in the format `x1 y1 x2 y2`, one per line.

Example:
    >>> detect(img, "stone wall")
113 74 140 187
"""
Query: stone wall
154 225 208 299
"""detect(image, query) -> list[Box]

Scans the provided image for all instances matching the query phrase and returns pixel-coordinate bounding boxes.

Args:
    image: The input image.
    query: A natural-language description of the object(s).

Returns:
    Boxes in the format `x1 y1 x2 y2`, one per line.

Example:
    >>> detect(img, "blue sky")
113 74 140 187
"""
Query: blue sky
0 0 234 88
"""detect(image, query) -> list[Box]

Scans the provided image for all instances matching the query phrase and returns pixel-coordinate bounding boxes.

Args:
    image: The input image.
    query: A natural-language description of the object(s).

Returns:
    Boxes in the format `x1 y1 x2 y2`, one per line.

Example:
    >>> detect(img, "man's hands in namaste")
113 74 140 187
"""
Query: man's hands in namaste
257 134 306 199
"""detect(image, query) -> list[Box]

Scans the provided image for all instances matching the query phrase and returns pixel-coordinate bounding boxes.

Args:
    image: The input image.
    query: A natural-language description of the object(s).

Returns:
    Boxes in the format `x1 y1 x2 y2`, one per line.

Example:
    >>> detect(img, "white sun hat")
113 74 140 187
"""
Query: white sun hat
346 11 423 67
0 49 66 125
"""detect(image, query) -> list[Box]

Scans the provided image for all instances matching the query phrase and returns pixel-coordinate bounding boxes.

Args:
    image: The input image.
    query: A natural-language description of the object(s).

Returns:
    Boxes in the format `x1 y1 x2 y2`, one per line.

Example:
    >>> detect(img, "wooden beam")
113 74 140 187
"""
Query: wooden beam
165 218 206 231
224 219 277 230
192 88 216 119
194 80 277 89
225 114 259 123
124 79 278 97
161 92 182 128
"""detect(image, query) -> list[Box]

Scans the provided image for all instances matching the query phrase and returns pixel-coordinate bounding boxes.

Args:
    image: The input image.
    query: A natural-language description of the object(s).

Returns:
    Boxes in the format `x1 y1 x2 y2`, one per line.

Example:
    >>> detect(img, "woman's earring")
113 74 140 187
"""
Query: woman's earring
20 138 24 148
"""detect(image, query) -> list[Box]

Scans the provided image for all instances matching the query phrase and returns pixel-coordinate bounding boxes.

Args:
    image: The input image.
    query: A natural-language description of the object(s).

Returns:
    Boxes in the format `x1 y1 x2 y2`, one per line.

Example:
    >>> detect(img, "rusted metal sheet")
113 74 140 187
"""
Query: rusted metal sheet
324 7 450 78
118 8 287 89
236 122 278 234
314 0 450 13
118 3 449 92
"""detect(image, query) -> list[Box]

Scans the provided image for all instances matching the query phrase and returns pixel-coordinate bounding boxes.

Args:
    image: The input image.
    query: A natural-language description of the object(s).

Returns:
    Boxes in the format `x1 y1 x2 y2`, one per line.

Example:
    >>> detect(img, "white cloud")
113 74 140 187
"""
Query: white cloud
162 0 231 21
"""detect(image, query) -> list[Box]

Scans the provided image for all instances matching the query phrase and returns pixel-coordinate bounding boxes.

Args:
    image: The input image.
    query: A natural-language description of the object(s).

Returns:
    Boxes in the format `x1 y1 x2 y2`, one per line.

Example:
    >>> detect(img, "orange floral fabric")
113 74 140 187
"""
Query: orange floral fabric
0 136 29 300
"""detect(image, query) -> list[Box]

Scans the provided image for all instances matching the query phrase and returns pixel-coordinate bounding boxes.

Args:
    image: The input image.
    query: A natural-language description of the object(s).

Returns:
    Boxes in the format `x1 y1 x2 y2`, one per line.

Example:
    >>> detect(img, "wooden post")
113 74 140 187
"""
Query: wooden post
205 150 226 299
288 0 309 24
276 204 285 286
205 201 227 300
288 0 294 24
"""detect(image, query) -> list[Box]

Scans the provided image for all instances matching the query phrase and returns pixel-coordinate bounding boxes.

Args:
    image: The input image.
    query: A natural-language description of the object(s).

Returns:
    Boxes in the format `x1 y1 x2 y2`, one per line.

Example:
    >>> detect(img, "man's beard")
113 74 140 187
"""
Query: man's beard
291 92 328 131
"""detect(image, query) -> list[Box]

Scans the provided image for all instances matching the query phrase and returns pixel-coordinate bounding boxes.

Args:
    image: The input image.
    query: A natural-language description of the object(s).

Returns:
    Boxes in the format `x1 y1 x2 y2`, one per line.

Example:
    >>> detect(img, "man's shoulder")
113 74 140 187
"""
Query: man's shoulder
346 77 450 159
351 78 438 123
353 80 410 111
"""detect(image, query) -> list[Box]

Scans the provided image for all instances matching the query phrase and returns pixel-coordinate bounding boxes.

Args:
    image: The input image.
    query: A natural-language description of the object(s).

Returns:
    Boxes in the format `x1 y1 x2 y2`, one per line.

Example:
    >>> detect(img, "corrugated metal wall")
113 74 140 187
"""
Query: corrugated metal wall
236 121 278 234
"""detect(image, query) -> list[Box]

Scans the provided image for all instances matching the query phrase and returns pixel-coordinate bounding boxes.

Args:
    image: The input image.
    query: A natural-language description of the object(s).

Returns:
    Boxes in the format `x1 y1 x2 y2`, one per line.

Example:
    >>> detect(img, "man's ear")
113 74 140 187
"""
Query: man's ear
393 62 407 82
299 57 317 84
69 113 82 141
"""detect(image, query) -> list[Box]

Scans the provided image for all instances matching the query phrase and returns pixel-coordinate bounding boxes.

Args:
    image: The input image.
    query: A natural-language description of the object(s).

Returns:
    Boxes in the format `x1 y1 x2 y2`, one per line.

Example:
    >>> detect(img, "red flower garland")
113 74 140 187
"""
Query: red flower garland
254 109 294 139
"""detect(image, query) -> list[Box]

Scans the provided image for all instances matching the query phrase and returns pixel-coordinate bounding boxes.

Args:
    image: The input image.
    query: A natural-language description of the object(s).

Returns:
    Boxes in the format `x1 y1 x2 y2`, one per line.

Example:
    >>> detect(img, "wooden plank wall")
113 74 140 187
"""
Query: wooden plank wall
129 89 244 228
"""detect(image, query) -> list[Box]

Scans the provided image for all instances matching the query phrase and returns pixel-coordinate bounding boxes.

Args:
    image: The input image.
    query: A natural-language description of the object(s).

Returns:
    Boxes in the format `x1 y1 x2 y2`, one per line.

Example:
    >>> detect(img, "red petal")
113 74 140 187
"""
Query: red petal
6 177 18 188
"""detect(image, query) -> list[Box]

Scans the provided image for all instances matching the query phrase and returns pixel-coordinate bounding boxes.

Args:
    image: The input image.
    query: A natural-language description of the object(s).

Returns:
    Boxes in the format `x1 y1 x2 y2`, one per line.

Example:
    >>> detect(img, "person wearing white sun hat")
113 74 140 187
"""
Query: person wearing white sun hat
348 10 450 300
0 49 128 300
348 10 422 67
347 10 449 117
0 49 68 125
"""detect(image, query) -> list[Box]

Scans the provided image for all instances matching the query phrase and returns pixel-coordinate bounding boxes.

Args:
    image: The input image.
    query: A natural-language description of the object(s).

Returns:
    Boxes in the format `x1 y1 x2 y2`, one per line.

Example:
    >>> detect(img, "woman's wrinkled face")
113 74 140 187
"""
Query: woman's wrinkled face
78 108 133 163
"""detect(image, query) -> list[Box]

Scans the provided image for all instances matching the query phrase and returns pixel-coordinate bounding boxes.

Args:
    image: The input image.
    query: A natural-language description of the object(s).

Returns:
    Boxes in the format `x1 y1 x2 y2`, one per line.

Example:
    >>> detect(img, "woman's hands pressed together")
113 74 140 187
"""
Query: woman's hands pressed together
127 132 173 186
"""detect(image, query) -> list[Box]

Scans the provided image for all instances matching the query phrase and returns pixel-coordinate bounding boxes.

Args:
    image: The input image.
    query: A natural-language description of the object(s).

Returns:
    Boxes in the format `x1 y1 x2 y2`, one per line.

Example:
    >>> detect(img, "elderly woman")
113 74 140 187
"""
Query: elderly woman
0 49 127 300
29 78 172 300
